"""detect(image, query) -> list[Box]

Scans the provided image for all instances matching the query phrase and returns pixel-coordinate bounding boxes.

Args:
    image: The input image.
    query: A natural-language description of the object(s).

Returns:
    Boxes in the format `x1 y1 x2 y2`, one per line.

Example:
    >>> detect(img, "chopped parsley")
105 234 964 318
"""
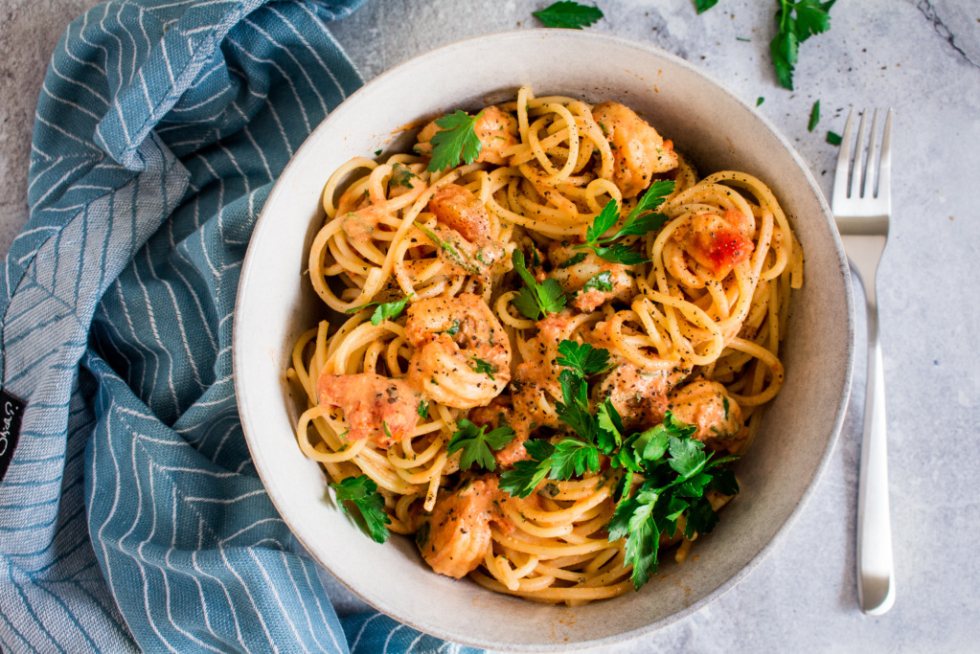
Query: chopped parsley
557 252 588 269
427 110 485 172
345 293 414 325
447 419 516 472
532 1 603 29
469 356 497 380
757 97 765 107
438 320 460 336
330 475 391 544
390 162 418 188
808 100 820 132
418 400 429 418
826 130 842 146
581 271 614 293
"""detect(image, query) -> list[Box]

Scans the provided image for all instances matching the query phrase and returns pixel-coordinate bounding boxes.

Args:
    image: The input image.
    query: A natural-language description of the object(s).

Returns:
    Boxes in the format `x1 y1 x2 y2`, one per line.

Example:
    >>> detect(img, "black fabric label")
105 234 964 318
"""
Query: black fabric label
0 388 26 483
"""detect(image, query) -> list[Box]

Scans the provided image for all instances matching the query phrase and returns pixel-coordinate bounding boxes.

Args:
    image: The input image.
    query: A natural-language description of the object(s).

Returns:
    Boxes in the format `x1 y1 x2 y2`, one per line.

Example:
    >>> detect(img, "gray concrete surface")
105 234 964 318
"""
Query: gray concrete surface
2 0 980 652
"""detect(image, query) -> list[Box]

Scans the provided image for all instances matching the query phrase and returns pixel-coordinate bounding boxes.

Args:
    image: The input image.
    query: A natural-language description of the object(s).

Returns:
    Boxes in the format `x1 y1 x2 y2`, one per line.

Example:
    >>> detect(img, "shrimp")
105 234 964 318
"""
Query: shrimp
547 242 636 312
596 363 686 431
592 101 678 198
671 208 755 278
668 379 746 454
405 293 512 409
416 106 519 165
428 184 491 243
316 373 421 448
416 477 512 579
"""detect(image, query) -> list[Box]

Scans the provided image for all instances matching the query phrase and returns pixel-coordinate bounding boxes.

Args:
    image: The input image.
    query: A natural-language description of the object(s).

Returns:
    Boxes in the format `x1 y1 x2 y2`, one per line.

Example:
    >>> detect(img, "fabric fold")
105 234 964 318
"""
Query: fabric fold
0 0 482 651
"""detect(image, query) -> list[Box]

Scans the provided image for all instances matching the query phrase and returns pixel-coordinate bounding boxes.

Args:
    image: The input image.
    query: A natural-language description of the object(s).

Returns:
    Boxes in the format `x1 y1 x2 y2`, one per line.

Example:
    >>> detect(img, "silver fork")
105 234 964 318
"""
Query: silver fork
832 108 895 616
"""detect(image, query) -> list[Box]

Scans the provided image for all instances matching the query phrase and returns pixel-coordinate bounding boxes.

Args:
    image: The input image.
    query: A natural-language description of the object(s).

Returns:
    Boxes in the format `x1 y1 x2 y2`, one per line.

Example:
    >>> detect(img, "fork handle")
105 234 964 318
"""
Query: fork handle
856 301 895 615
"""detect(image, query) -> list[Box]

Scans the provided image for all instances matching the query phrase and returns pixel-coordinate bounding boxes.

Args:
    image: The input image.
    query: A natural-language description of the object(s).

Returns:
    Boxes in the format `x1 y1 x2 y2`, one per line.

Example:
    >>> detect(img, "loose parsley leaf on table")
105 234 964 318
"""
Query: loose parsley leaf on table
808 100 820 132
532 1 604 29
770 0 836 91
757 97 765 107
427 110 485 173
447 419 516 472
511 249 566 319
330 475 391 544
695 0 719 14
826 130 842 146
345 294 414 326
575 180 675 265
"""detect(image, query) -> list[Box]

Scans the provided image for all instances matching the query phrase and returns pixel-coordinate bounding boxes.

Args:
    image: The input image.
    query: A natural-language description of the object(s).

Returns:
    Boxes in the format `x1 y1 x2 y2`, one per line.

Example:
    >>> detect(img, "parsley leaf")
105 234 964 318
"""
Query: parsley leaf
596 399 624 452
330 475 391 544
511 249 566 319
345 294 414 325
418 400 429 418
532 1 603 29
499 441 555 498
770 0 836 91
556 340 614 377
390 162 418 188
469 356 497 380
605 410 742 589
427 110 485 173
575 181 674 264
557 252 588 269
581 271 614 293
447 419 516 472
757 96 765 107
438 320 460 336
551 439 600 479
808 100 820 132
695 0 719 15
826 130 842 146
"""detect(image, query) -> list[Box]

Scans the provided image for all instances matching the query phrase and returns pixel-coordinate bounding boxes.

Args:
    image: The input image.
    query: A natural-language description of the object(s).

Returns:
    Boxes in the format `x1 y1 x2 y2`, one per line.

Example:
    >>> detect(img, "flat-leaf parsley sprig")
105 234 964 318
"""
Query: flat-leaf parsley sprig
607 419 739 588
498 338 740 589
330 475 391 544
499 341 617 498
532 1 604 29
769 0 836 91
511 249 566 319
447 419 516 472
427 110 485 173
575 180 675 265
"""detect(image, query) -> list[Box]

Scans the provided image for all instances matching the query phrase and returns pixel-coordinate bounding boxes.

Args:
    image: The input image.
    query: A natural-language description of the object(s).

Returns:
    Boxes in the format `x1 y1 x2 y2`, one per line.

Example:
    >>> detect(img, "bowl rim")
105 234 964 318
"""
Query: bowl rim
233 27 855 651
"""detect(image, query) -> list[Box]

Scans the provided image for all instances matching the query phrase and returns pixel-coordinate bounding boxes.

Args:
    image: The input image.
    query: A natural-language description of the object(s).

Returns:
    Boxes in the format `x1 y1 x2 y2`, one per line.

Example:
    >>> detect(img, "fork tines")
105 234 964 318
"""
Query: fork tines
832 109 893 216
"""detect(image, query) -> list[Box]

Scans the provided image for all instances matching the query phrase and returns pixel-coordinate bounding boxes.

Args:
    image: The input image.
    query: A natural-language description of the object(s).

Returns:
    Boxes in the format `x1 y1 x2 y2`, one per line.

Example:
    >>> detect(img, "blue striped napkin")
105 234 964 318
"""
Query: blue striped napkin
0 1 482 652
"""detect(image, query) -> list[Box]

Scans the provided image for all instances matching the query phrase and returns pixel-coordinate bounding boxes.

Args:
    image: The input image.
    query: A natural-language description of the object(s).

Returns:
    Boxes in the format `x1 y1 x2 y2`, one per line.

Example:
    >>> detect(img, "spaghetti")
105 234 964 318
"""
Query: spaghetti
286 86 803 605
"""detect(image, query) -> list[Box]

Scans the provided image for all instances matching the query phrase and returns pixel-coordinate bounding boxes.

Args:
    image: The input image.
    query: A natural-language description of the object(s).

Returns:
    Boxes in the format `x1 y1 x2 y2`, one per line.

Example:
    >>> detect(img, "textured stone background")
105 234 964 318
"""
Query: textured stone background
2 0 980 652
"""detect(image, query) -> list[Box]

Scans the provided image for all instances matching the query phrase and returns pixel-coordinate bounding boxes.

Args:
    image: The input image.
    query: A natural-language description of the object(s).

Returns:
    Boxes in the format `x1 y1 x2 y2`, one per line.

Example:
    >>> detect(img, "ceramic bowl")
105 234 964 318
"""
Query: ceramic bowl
233 29 853 651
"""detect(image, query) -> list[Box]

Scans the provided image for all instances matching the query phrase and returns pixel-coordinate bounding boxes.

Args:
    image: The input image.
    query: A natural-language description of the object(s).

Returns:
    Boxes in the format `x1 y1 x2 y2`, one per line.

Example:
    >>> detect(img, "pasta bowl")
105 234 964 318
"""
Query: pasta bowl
233 29 853 651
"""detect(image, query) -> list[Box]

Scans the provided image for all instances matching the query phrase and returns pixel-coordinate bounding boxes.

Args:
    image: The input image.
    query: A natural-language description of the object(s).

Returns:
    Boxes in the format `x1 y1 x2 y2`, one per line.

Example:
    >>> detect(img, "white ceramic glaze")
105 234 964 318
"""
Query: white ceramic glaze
233 30 853 651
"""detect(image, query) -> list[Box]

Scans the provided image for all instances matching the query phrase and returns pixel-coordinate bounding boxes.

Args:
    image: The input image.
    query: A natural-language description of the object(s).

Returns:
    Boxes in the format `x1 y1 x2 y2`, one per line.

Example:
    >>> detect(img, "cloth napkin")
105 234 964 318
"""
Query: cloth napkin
0 1 481 652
